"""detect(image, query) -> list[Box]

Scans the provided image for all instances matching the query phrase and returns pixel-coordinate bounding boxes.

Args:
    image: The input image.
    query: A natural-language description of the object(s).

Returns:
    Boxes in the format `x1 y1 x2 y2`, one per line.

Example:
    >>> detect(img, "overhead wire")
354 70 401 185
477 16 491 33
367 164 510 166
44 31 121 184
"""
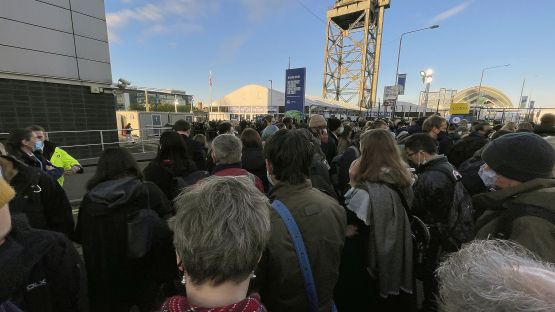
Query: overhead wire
296 0 326 24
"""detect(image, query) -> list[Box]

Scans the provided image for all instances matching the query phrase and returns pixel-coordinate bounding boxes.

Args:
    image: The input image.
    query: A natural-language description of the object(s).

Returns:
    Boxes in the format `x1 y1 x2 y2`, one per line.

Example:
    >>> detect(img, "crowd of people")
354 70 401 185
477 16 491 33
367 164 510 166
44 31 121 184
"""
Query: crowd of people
1 112 555 312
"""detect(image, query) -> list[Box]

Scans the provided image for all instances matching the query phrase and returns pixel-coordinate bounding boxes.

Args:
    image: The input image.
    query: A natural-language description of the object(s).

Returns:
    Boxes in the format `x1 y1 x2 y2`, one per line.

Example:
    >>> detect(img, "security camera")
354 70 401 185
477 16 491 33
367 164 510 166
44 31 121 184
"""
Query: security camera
118 78 132 85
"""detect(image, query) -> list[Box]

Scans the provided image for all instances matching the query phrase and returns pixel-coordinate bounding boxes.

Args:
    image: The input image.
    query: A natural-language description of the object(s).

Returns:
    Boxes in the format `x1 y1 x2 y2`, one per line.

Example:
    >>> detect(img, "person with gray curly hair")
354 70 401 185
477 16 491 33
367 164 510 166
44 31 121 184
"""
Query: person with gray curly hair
437 239 555 312
160 176 271 312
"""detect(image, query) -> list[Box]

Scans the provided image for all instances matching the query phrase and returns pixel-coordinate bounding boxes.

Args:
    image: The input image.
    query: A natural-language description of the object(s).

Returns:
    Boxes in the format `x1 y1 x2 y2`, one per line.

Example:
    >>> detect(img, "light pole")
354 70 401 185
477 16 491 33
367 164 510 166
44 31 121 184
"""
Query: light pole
474 64 510 122
268 80 273 115
518 75 537 108
395 25 439 85
527 84 541 121
420 69 433 109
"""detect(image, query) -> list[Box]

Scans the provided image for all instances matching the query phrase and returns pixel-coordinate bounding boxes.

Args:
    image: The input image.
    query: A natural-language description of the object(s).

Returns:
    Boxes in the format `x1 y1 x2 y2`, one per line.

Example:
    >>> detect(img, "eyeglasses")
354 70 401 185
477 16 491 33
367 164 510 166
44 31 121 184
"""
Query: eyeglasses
406 151 418 159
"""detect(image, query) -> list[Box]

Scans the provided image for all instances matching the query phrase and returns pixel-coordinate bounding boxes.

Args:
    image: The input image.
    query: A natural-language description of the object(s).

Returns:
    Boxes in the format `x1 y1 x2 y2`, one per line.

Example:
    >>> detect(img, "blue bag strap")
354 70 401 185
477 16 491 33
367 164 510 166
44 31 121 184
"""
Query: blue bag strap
271 200 320 312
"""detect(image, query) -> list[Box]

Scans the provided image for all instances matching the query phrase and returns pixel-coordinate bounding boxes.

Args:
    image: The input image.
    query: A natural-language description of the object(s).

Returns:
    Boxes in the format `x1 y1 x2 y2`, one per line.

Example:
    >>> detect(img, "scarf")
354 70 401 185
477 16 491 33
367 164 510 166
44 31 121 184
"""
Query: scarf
159 294 266 312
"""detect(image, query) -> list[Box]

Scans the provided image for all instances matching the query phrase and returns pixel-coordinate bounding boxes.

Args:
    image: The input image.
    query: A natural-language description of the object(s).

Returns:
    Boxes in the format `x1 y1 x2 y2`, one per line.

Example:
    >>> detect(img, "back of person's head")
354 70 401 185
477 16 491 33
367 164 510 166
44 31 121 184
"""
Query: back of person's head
372 120 387 129
405 133 438 155
299 122 309 129
501 122 516 131
460 119 469 126
263 130 313 185
415 116 427 126
540 113 555 126
355 129 412 187
26 125 45 133
518 122 534 132
218 122 233 135
240 128 262 148
422 115 446 133
545 136 555 178
173 119 191 132
6 129 33 155
491 130 513 140
86 147 142 191
170 176 271 286
212 134 242 165
275 122 286 130
474 123 491 133
234 125 241 133
154 131 192 171
263 115 274 124
283 117 293 126
437 240 555 312
493 119 502 126
193 134 207 147
448 123 457 132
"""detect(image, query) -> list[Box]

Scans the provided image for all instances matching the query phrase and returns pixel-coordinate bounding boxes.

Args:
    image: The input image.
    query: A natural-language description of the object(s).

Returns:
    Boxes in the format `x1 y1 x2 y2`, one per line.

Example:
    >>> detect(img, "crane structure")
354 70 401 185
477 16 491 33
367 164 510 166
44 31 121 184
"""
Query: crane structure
322 0 390 108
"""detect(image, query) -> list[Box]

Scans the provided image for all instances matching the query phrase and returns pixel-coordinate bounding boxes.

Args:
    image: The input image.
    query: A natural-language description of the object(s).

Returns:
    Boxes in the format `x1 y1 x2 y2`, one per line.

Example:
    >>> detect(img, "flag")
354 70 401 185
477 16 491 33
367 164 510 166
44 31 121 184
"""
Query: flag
478 92 487 106
210 71 212 87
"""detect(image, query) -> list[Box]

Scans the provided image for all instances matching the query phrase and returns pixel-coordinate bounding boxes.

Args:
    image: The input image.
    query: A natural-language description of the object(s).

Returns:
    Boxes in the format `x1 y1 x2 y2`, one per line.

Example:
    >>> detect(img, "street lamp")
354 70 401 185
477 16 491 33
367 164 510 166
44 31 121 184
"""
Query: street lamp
518 75 537 108
474 64 510 121
395 25 439 85
268 80 273 117
420 69 433 109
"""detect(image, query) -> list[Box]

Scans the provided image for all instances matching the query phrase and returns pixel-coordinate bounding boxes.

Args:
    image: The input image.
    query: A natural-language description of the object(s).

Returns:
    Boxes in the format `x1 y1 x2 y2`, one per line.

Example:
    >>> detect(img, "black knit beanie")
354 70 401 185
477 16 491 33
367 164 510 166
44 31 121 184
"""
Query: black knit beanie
328 118 342 132
482 132 555 182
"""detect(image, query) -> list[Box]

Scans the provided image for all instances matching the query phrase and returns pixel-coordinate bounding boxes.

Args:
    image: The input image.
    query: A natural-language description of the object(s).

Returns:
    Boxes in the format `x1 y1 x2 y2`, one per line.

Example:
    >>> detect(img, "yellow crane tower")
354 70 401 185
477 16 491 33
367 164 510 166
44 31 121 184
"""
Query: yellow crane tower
322 0 390 109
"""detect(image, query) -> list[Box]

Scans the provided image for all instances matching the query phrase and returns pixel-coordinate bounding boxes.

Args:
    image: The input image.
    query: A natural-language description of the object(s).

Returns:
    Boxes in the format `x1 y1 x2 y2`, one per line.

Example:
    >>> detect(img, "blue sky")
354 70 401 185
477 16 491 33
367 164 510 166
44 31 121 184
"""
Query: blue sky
106 0 555 108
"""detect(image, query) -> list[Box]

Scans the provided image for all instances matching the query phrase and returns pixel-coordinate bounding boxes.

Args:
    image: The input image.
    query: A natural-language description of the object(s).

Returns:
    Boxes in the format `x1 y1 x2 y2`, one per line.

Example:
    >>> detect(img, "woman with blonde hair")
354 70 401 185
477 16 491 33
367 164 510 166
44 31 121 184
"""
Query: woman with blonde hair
500 121 516 132
334 129 414 311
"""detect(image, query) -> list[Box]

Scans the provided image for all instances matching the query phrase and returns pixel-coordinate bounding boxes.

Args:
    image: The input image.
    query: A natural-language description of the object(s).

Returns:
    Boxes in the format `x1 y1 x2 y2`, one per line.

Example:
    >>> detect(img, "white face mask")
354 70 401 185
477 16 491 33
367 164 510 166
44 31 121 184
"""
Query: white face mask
478 165 498 191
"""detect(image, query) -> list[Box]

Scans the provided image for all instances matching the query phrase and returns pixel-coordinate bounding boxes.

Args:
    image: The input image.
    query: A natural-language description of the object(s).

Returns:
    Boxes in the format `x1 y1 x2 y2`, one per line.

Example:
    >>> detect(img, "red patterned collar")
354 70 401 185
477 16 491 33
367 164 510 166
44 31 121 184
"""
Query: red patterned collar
159 293 266 312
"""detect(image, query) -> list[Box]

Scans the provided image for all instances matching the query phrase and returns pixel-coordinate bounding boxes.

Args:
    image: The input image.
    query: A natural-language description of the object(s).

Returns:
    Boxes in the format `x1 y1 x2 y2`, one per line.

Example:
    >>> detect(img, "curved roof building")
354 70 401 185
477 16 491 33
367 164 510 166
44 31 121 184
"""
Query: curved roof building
446 86 514 108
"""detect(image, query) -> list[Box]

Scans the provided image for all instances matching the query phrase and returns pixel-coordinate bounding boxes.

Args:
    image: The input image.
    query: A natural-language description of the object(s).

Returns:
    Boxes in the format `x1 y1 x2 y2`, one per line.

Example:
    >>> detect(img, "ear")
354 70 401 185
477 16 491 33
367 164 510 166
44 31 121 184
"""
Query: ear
211 152 216 164
175 251 184 271
265 159 273 176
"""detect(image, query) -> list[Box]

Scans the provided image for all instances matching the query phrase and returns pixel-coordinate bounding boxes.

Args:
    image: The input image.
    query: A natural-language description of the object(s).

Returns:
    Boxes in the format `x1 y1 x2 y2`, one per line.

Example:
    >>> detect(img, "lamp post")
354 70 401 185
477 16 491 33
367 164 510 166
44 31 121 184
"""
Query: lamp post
268 80 273 117
395 25 439 85
473 64 510 122
518 75 537 108
420 69 433 109
527 84 541 121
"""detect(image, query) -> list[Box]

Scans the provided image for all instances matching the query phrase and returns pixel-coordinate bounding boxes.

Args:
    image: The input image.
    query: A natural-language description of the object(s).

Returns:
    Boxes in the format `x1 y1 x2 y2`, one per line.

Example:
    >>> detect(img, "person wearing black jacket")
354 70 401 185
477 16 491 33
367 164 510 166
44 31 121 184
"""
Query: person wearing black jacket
448 123 492 168
75 147 176 312
240 129 269 192
0 146 74 238
0 180 88 312
172 119 207 171
326 118 342 165
143 132 198 200
5 129 63 181
405 133 459 311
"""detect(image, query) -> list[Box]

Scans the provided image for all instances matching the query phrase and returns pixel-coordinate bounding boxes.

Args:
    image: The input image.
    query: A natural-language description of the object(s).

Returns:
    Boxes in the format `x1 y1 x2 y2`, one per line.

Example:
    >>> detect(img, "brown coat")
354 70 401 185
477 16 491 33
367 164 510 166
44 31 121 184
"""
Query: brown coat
251 180 347 312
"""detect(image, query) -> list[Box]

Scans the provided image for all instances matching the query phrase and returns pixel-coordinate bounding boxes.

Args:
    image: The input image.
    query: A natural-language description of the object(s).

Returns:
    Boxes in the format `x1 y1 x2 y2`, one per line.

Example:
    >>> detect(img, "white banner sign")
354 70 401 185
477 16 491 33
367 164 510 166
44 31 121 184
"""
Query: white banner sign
384 86 399 101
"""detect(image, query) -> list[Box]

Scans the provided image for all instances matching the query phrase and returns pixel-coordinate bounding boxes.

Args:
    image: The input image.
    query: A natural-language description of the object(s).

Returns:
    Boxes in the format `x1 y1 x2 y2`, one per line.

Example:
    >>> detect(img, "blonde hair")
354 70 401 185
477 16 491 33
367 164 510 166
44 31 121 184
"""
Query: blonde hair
500 122 516 131
354 129 412 188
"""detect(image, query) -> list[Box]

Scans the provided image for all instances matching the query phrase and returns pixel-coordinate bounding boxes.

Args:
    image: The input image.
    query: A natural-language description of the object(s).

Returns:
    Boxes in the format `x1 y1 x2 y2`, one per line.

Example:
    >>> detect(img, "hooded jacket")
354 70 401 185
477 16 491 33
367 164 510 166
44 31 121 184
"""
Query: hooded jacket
448 133 489 168
0 156 74 238
0 215 87 312
251 180 346 312
75 177 175 312
474 178 555 263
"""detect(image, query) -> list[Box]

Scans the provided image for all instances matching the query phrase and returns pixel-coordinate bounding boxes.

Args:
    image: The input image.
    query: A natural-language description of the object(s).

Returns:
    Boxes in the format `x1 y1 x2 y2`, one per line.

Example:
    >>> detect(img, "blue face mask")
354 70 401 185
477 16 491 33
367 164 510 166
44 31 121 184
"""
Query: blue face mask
338 127 344 135
267 170 275 187
32 140 43 152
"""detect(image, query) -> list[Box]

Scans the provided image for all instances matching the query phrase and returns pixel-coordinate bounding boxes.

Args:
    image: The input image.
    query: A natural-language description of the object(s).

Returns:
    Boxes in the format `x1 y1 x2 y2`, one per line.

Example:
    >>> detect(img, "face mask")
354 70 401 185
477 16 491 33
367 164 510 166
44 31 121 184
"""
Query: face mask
32 140 43 152
485 130 493 137
267 170 275 187
338 127 344 135
417 153 427 167
437 130 448 141
478 166 498 191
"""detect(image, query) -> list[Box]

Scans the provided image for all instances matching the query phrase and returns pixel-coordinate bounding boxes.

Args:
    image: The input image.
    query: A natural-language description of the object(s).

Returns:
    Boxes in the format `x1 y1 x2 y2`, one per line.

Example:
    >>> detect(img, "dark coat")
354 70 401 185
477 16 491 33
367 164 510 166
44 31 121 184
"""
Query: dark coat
474 179 555 263
0 156 74 238
533 124 555 137
143 159 198 200
75 177 176 312
448 132 489 168
15 150 64 181
411 156 456 226
448 132 460 142
325 133 339 166
438 135 454 157
251 180 347 312
309 154 337 201
0 215 88 312
180 133 207 171
211 163 265 193
407 124 422 135
241 147 269 192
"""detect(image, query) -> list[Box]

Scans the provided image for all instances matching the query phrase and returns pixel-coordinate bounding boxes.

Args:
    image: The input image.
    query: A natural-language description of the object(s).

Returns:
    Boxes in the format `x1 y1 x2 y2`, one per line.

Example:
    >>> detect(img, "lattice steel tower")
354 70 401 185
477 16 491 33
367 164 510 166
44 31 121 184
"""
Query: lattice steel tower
322 0 390 108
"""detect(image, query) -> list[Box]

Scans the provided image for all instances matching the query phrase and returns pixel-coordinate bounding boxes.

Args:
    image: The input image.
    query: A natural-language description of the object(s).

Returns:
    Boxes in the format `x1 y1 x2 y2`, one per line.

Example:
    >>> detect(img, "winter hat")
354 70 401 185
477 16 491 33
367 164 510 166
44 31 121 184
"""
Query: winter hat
309 115 326 128
261 125 279 141
482 132 555 182
328 118 342 132
0 178 15 209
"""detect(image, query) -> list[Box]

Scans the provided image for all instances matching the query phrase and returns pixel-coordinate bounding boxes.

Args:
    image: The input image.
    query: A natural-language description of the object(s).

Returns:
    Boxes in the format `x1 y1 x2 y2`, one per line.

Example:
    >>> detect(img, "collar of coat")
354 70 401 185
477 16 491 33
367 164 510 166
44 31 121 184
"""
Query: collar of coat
268 179 312 200
472 178 555 211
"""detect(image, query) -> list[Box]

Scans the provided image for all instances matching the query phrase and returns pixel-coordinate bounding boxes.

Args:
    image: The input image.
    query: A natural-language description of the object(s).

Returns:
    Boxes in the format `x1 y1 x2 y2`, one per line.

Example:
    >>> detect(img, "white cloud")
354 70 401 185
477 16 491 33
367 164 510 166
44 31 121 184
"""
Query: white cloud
430 0 476 24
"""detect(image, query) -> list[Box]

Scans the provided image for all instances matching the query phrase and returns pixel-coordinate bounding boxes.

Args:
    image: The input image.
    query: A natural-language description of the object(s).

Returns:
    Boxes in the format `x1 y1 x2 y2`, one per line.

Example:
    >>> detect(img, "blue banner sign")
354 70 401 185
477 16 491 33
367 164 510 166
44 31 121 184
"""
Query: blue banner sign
229 106 240 113
530 101 535 109
520 96 528 108
449 115 464 124
284 68 306 122
397 74 407 95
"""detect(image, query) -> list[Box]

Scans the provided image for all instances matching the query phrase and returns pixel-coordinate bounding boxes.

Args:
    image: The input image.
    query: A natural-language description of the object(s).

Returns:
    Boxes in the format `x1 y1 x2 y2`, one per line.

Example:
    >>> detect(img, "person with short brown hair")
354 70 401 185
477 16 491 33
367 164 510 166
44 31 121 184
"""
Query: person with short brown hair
534 113 555 137
422 115 454 156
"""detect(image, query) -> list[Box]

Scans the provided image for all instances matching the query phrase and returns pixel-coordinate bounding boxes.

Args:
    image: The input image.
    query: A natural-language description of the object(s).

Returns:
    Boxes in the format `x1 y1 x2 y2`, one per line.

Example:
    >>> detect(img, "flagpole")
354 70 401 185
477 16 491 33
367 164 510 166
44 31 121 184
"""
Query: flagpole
210 70 212 121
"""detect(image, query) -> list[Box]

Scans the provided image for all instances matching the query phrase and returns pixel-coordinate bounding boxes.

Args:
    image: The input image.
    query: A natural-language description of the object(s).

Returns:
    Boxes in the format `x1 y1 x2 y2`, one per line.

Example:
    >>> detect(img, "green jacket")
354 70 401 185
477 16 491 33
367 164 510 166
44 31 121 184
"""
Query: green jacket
474 178 555 263
49 147 81 186
252 180 347 312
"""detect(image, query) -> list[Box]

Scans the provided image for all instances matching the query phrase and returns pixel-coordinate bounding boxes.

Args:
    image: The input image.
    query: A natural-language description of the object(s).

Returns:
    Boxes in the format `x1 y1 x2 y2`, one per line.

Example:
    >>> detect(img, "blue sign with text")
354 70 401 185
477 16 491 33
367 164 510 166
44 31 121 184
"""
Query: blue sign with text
284 68 306 122
397 74 407 95
449 115 464 124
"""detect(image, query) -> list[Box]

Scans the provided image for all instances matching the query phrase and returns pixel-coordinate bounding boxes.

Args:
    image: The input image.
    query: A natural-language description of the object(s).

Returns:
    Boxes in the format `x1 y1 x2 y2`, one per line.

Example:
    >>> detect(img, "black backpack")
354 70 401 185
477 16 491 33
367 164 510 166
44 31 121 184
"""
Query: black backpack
162 167 210 197
458 155 487 196
429 167 474 252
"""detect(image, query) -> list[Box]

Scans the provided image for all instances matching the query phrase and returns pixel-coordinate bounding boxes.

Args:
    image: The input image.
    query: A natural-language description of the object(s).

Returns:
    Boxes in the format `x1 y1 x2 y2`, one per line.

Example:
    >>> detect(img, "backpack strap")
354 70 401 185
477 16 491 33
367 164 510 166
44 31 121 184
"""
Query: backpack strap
271 200 319 312
349 145 361 159
494 204 555 239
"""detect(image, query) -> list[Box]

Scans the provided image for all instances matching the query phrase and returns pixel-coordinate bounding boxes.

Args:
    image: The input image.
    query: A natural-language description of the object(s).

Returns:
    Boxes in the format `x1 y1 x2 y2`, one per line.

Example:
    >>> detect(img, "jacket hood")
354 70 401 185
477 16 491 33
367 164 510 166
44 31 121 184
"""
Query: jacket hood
88 177 142 208
241 147 266 170
417 155 452 174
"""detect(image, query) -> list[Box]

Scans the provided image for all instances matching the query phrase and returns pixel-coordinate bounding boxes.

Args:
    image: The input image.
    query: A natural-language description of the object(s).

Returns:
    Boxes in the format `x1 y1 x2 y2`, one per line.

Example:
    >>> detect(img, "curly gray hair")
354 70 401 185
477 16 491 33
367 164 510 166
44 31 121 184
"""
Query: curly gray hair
169 176 271 286
437 239 555 312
